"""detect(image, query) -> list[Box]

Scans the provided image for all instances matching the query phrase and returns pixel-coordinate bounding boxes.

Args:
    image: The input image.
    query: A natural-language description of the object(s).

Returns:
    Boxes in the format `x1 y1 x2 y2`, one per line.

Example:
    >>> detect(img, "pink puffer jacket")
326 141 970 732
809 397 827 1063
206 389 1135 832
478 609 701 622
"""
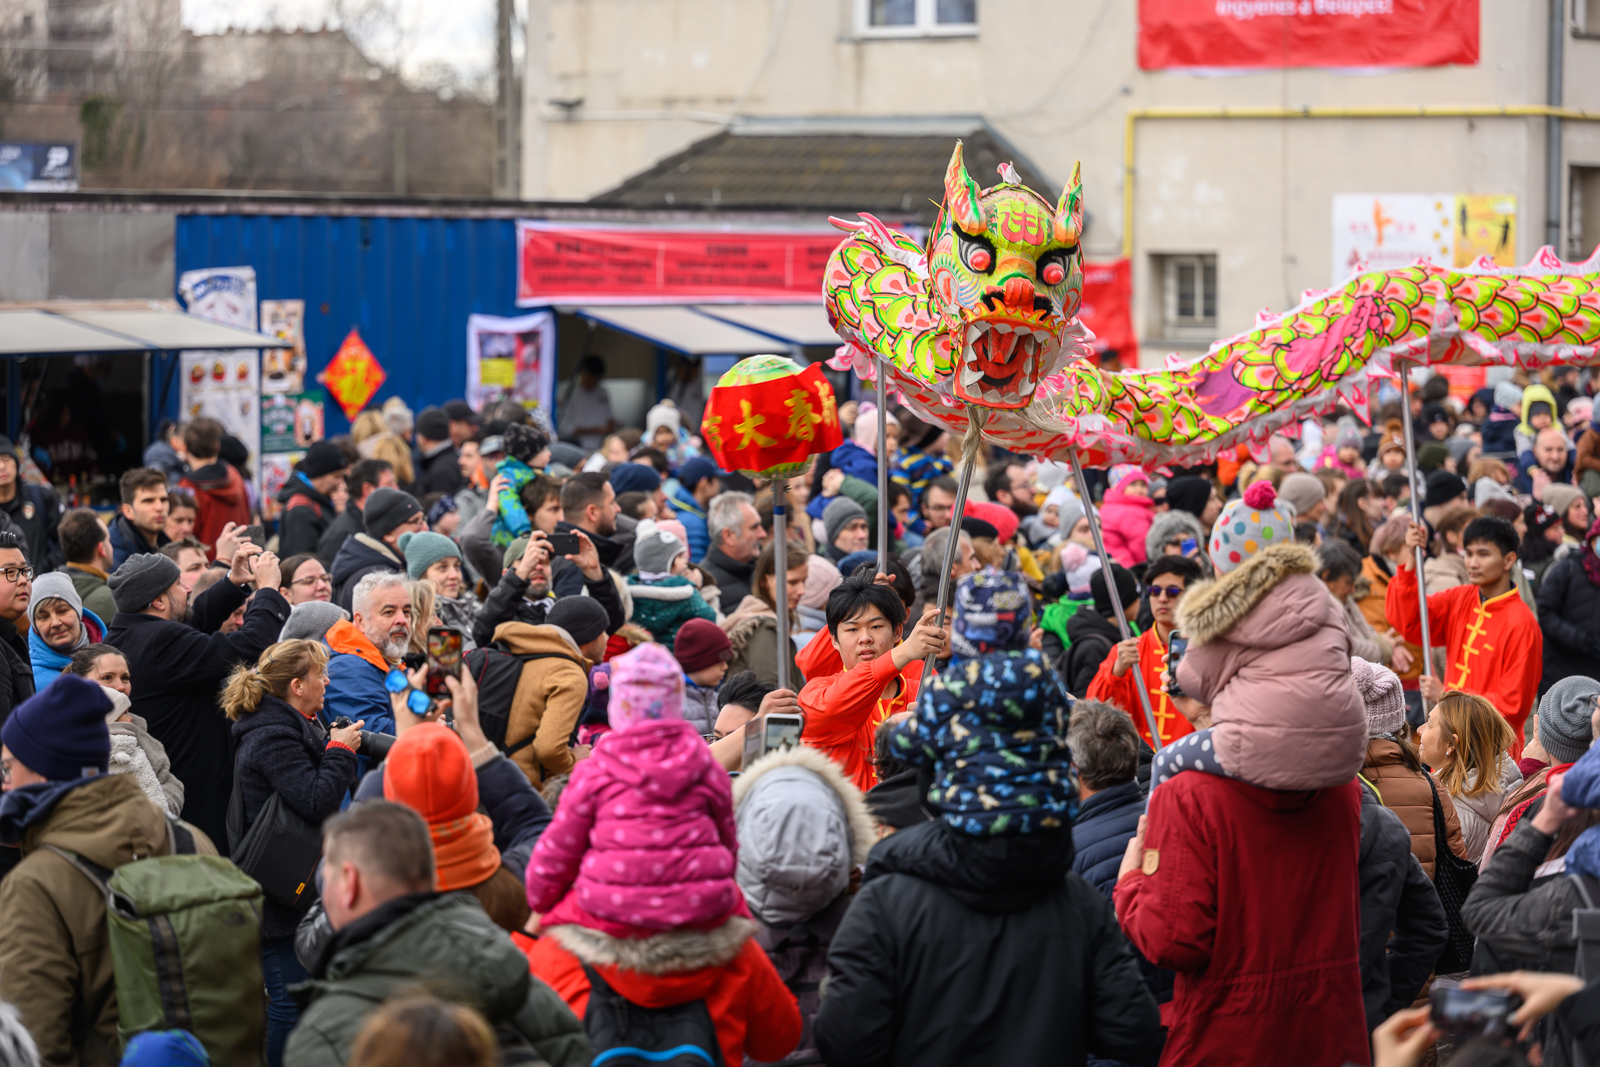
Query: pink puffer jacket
1175 542 1368 791
1099 481 1154 567
525 717 741 939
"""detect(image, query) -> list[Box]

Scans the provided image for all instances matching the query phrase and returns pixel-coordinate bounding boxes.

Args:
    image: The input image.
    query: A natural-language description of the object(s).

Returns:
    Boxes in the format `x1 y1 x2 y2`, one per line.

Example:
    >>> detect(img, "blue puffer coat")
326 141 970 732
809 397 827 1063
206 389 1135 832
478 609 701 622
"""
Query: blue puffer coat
1070 780 1145 898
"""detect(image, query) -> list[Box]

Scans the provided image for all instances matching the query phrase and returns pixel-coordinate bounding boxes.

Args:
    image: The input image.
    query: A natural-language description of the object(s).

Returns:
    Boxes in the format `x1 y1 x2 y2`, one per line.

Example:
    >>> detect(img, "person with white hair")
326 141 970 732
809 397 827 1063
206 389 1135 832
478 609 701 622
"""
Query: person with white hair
323 570 415 738
699 491 768 607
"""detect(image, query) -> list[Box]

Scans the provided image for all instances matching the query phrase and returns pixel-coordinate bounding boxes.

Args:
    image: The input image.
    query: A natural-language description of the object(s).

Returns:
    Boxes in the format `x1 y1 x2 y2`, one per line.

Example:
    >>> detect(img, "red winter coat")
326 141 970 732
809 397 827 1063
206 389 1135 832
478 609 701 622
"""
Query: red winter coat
1114 773 1368 1067
180 460 251 559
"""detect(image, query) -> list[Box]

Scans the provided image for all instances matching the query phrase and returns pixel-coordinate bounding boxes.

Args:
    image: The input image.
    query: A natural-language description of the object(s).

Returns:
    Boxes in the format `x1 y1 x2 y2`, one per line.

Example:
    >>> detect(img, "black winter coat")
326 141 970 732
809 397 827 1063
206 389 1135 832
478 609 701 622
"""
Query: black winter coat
697 545 754 607
1070 780 1144 897
317 504 365 567
1536 553 1600 693
813 821 1162 1067
414 443 466 496
0 622 33 726
277 475 338 560
471 564 625 650
1058 609 1123 698
231 693 360 938
329 534 403 612
1461 815 1584 974
1358 783 1447 1031
106 581 290 853
0 483 63 573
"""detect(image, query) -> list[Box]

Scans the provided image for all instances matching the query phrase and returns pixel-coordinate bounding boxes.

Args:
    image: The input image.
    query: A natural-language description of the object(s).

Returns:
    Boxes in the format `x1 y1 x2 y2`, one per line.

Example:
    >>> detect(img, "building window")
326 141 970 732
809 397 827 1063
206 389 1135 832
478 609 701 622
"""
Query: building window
862 0 976 37
1571 167 1600 261
1574 0 1600 37
1155 254 1218 342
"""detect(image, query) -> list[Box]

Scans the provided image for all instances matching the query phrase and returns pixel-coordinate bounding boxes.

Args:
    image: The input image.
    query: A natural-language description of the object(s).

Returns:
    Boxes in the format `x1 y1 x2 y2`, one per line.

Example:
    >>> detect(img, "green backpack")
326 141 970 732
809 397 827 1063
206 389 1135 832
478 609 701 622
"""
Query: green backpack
46 819 268 1065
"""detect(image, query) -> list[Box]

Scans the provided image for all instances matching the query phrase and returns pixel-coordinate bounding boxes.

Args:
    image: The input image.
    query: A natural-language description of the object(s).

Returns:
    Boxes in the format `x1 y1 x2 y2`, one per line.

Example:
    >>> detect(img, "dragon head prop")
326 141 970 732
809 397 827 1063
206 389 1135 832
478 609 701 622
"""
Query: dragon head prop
824 140 1087 412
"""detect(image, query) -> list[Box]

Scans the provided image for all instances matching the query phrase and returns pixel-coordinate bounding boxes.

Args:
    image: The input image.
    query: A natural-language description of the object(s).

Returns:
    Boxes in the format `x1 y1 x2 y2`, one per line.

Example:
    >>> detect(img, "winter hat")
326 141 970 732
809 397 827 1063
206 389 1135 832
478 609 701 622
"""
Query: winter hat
384 722 499 892
1537 675 1600 764
609 462 661 496
382 396 414 435
546 442 587 473
960 513 1000 540
1090 562 1139 616
1447 436 1477 466
120 1031 207 1067
798 554 843 610
363 487 423 539
656 518 690 549
1351 656 1405 736
30 572 82 622
1034 460 1071 494
1568 396 1594 424
1278 472 1326 518
964 500 1019 544
1526 502 1562 540
1493 380 1524 411
633 523 688 576
415 406 450 442
1334 420 1365 452
1057 492 1087 537
99 684 130 724
1109 464 1148 492
398 530 461 581
950 570 1032 658
645 401 682 438
677 456 721 492
547 597 609 646
823 496 868 549
1475 478 1515 506
1 674 111 782
297 440 347 479
1417 443 1451 473
1208 481 1295 575
1542 483 1585 522
1041 484 1076 517
837 551 877 580
607 643 686 729
502 423 549 465
1165 475 1213 521
1422 404 1451 430
279 600 349 643
889 648 1076 837
1423 471 1468 509
108 552 181 614
673 617 732 673
443 398 478 425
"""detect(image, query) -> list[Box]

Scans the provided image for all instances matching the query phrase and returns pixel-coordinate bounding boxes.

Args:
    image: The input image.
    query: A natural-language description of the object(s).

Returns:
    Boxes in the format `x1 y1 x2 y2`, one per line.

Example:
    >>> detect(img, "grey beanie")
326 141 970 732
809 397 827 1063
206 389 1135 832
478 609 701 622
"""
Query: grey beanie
107 553 182 614
823 496 867 550
1278 472 1326 519
279 600 350 644
30 572 83 621
363 488 423 539
1538 675 1600 764
1493 380 1524 411
634 524 688 576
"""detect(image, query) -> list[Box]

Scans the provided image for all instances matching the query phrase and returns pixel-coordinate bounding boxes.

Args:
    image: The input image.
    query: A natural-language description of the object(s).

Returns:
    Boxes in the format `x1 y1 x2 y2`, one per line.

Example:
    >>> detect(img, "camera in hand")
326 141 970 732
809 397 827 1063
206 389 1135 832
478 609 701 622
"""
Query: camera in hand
1165 633 1189 698
1429 984 1518 1039
740 712 803 771
331 716 395 762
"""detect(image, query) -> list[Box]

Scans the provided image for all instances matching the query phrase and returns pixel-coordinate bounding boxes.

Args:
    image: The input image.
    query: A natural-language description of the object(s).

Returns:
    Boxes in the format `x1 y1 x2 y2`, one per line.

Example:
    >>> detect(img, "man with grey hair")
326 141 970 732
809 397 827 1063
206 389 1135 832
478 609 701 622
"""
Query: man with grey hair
698 490 766 606
913 526 975 619
324 570 414 737
1066 698 1145 897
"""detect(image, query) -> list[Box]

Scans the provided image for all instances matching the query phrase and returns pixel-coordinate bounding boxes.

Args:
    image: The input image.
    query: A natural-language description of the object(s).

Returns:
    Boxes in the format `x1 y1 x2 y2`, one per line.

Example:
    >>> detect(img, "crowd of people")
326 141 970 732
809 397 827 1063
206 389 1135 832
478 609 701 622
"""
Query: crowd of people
0 360 1598 1066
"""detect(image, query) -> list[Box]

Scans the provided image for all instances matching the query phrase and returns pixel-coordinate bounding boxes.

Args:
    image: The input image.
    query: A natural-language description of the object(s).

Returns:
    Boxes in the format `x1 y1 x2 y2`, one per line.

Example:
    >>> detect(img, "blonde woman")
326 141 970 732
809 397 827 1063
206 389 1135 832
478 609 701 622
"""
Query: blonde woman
223 639 364 1066
1417 690 1523 863
350 410 388 446
407 579 444 659
366 433 415 489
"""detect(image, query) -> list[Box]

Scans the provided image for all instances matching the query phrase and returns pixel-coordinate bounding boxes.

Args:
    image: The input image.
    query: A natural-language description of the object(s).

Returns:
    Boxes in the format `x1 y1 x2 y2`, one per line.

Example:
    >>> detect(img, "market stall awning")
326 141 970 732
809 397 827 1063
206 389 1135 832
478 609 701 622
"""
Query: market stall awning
0 306 292 356
692 304 839 347
575 305 783 355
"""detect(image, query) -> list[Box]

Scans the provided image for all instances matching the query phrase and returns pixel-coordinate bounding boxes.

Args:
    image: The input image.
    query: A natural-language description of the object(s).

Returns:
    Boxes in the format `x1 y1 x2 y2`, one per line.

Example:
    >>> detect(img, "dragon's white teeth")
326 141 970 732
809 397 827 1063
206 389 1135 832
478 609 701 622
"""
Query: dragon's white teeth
965 323 985 343
960 366 982 387
1033 329 1051 343
1019 377 1037 396
992 322 1014 334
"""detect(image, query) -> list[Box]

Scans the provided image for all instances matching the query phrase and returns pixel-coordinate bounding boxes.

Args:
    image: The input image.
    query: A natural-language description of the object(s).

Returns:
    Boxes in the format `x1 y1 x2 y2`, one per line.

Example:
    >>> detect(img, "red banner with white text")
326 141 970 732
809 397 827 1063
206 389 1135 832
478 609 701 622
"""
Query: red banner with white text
1079 259 1135 365
516 222 842 306
1138 0 1478 70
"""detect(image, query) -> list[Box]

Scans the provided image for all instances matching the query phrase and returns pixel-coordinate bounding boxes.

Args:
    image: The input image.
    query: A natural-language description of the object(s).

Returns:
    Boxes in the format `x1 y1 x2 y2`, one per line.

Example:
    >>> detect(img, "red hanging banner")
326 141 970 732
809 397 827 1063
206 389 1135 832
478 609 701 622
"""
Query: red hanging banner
516 222 844 306
1138 0 1478 71
1078 259 1135 364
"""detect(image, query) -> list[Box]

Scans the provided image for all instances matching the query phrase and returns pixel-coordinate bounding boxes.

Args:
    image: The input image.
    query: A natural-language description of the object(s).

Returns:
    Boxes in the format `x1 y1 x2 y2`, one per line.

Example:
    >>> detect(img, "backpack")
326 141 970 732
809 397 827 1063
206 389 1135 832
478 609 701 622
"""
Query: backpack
580 963 723 1067
45 819 267 1065
464 643 577 756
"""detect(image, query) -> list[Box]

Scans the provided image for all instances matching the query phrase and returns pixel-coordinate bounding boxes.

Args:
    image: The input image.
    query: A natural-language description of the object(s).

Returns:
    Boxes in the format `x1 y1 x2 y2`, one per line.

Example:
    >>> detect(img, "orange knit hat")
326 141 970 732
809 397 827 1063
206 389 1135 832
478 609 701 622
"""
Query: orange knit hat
383 723 478 824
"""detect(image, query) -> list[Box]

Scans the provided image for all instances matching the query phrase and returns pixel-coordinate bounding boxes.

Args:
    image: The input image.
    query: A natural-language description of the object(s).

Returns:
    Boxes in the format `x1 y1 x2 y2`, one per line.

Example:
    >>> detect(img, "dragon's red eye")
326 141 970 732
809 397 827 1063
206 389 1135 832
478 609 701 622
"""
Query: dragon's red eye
969 249 992 272
1042 263 1065 286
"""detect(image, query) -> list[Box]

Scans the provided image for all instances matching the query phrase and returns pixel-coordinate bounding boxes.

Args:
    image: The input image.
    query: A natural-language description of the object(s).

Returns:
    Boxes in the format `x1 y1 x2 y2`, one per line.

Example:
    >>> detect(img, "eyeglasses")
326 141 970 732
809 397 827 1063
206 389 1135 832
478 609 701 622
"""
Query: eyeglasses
923 502 952 515
0 758 10 785
0 566 34 584
289 573 333 588
1149 585 1185 600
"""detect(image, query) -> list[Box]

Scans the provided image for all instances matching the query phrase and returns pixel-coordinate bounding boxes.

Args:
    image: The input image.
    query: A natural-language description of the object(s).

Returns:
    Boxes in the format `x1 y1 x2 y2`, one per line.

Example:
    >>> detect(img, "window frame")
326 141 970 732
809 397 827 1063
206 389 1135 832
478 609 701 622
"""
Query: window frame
1573 0 1600 38
857 0 978 39
1154 253 1219 344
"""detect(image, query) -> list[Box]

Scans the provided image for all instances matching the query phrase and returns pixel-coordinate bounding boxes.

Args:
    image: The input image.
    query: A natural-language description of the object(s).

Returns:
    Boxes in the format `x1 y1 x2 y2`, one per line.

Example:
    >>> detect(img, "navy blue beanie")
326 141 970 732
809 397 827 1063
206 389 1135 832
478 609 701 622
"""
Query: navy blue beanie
1 674 111 781
678 457 721 492
609 462 661 496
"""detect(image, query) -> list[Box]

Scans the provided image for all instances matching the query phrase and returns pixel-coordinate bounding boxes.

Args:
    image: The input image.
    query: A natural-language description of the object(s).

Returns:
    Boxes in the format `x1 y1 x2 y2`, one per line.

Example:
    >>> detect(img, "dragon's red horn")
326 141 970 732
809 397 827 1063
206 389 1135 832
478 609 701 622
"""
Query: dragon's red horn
1054 161 1084 245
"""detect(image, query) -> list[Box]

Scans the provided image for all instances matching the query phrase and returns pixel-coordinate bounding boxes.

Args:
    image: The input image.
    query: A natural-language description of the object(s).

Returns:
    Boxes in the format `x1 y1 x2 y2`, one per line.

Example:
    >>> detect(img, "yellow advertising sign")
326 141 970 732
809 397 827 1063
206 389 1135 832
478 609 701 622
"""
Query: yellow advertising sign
1454 195 1517 267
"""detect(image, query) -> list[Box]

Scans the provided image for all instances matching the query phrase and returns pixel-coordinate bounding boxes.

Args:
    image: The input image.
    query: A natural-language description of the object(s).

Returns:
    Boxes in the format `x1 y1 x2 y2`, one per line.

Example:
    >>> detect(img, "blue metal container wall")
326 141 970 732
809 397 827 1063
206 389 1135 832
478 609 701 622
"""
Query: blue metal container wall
171 214 522 435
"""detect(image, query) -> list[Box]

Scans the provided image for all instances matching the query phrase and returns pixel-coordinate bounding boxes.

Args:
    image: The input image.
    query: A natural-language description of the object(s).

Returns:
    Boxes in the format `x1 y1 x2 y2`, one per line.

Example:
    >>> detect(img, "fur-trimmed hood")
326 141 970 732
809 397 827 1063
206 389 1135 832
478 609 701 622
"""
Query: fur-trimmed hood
1144 509 1207 567
720 594 777 654
1177 541 1318 647
550 915 758 975
732 744 875 924
627 576 696 601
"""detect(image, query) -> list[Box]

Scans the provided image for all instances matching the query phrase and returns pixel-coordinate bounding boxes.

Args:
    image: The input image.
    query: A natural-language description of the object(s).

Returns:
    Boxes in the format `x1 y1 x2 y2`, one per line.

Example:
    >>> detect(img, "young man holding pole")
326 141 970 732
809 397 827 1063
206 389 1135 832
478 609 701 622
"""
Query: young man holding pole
1086 555 1202 751
1386 516 1542 751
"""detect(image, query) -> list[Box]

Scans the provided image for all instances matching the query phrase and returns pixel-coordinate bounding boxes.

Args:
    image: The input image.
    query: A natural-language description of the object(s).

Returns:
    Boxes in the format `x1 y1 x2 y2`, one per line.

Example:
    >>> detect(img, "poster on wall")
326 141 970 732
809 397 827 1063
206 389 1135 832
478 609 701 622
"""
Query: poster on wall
467 312 557 429
177 266 261 486
260 299 307 394
1331 194 1518 283
261 391 326 453
260 452 303 523
1138 0 1478 71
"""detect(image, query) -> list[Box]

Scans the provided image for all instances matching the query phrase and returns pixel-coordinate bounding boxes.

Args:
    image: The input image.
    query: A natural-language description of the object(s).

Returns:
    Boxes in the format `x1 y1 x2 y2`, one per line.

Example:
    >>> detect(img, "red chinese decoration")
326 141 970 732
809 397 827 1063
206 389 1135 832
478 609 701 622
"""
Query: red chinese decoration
318 328 387 421
702 358 843 477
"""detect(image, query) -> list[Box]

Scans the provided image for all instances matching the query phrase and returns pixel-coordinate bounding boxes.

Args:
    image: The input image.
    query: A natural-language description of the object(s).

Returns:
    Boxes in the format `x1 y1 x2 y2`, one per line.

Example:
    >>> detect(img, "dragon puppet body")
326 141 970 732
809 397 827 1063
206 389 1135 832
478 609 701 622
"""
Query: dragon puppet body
825 142 1600 468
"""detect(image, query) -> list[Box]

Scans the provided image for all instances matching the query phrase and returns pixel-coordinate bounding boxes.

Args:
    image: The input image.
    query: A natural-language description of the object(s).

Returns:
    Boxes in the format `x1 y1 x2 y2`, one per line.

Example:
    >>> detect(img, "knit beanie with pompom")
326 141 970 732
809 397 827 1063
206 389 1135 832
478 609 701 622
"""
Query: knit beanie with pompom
1208 481 1296 575
1351 655 1405 736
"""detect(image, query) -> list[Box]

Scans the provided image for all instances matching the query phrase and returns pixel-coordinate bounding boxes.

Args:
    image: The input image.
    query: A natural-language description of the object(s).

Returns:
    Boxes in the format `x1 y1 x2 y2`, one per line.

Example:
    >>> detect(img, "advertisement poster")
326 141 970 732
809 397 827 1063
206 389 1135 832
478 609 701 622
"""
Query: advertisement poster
1077 259 1135 364
516 223 842 305
0 143 78 191
1331 194 1518 282
260 299 307 394
177 266 261 485
1138 0 1478 71
466 312 557 422
261 391 326 453
260 452 302 523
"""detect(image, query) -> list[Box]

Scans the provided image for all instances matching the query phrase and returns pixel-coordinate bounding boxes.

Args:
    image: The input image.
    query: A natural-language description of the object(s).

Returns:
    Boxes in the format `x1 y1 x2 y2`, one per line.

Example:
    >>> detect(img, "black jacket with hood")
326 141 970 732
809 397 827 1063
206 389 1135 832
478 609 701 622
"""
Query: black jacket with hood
1357 781 1447 1030
317 502 365 566
329 533 403 613
1058 609 1125 698
813 820 1162 1067
277 472 338 560
1535 552 1600 693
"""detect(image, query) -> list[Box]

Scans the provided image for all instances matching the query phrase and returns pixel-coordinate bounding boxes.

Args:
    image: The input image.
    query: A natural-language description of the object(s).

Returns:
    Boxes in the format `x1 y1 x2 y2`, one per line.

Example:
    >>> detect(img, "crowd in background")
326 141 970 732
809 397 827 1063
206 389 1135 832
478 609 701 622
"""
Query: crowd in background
0 355 1598 1065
